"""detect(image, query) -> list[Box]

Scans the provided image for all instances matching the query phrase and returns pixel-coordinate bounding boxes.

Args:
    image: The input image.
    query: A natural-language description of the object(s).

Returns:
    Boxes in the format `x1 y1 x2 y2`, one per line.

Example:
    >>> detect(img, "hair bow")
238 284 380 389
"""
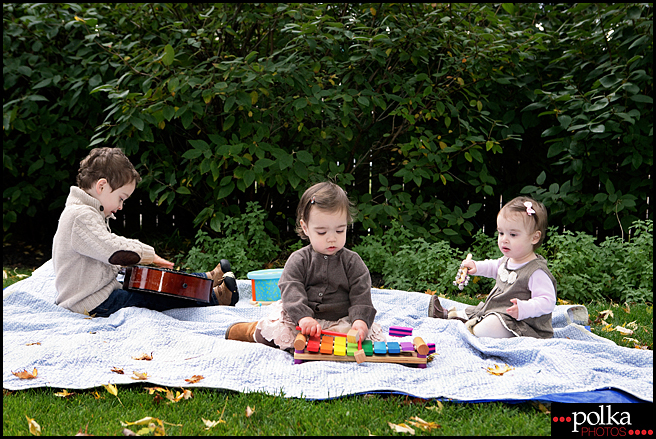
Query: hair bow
524 201 535 216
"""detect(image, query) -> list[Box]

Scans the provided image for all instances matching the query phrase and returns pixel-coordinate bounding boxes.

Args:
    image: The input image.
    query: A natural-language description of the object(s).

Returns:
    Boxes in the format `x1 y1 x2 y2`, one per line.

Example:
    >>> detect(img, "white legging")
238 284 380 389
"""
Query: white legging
472 314 515 338
452 309 515 338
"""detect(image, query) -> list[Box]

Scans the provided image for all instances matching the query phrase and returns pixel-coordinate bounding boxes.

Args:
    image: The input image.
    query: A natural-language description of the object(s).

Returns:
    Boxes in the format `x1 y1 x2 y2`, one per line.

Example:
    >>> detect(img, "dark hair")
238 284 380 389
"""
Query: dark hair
295 182 357 240
498 196 549 250
76 147 141 191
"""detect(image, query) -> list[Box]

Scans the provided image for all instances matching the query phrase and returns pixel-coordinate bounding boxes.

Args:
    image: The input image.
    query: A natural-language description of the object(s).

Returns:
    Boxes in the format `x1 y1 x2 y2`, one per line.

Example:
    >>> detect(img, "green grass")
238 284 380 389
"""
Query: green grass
3 267 652 436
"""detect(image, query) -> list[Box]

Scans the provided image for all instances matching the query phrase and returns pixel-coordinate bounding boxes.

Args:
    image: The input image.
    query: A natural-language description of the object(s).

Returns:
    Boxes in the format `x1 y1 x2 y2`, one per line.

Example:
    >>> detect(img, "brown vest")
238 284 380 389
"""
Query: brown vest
465 255 557 339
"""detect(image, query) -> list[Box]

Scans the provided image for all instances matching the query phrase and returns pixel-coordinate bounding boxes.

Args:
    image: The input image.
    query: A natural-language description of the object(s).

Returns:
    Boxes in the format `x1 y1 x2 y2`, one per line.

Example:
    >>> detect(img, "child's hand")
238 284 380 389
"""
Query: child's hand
351 319 369 344
506 298 519 319
298 316 322 337
462 258 477 274
153 254 174 269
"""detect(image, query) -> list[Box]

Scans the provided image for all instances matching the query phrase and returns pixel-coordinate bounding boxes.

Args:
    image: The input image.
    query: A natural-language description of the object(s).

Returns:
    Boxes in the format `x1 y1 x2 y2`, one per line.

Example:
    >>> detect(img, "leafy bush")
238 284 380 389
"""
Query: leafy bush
183 202 280 278
4 3 650 248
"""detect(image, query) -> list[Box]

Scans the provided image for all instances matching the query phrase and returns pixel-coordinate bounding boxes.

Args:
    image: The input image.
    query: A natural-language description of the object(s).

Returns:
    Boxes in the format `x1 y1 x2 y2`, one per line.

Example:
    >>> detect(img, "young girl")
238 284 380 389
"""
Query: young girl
226 181 385 349
429 196 557 339
52 147 238 317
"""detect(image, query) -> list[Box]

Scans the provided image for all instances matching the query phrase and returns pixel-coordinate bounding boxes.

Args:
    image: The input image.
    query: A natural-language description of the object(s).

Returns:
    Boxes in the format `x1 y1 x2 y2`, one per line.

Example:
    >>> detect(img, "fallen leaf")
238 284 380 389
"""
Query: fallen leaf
75 423 92 436
407 416 441 431
614 326 633 335
556 298 571 305
165 389 186 403
626 321 638 330
485 363 514 376
25 342 41 346
54 389 76 398
132 352 153 361
144 387 168 394
388 422 415 434
426 400 444 411
531 401 551 414
102 383 123 405
202 418 225 430
120 417 181 436
245 406 255 417
12 368 38 379
599 309 614 320
91 391 103 400
111 367 124 374
26 415 41 436
131 371 149 380
424 289 437 296
185 374 204 383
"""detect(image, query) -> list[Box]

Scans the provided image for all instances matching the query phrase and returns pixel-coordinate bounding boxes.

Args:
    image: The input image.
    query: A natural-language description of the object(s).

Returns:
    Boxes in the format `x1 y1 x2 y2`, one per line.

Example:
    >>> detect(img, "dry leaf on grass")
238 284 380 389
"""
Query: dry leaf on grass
426 400 444 411
54 389 76 399
144 387 168 394
165 388 193 403
26 415 41 436
120 416 182 436
245 406 255 417
613 326 634 335
407 416 441 431
75 423 92 436
202 418 225 430
388 422 415 434
12 368 38 379
102 383 123 405
131 371 149 380
131 352 153 361
485 363 514 376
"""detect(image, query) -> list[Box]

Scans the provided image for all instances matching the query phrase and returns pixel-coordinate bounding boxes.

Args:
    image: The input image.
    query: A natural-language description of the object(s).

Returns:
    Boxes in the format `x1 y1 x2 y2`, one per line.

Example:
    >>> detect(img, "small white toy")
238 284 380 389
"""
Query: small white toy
453 253 473 290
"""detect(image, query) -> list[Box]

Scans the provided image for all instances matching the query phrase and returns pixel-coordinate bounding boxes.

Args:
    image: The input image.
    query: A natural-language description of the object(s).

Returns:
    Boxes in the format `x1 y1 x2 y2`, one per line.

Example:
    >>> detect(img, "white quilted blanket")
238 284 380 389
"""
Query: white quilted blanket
3 260 652 402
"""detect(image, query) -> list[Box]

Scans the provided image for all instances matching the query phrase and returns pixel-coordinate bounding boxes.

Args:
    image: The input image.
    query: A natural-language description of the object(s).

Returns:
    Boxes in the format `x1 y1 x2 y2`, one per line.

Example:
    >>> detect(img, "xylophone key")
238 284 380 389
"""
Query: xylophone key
400 342 415 353
320 336 334 355
373 341 387 355
307 334 321 353
387 341 401 354
347 342 358 356
362 340 374 356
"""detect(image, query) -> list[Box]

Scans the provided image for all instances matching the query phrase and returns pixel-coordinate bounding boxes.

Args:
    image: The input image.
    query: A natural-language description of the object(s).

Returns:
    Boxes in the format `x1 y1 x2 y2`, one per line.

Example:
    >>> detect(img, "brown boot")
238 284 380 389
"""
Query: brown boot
212 272 238 306
207 259 231 286
225 321 258 342
428 295 448 319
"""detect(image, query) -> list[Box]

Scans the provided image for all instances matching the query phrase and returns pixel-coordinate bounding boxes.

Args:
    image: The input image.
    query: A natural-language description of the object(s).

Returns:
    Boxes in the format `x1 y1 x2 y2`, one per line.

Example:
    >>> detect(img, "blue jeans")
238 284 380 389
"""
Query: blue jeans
90 272 219 317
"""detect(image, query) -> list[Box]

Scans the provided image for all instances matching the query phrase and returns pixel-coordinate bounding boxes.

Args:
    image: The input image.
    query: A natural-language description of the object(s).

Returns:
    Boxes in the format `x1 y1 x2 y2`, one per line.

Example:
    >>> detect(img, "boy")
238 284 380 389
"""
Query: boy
52 147 238 317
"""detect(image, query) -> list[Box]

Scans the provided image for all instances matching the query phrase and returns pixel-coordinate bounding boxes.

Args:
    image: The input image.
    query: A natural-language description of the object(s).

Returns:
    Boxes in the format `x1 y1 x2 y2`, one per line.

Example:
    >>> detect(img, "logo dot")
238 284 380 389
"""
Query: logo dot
560 417 565 422
552 416 558 422
566 417 571 422
642 431 647 436
636 430 641 436
629 430 634 435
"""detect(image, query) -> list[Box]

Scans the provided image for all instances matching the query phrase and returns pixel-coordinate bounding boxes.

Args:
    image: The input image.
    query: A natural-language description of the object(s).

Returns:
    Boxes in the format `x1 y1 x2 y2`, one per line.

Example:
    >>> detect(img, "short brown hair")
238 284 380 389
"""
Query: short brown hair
76 147 141 191
498 196 548 249
295 182 357 240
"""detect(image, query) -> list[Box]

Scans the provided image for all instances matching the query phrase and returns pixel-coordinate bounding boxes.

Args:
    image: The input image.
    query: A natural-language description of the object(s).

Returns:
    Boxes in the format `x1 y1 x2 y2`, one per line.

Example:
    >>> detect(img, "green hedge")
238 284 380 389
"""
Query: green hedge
3 3 652 246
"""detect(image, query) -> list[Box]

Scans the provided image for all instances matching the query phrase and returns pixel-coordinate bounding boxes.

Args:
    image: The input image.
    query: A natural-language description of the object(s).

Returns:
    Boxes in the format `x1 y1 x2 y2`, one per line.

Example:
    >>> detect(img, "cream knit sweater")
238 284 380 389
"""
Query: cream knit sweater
52 186 155 314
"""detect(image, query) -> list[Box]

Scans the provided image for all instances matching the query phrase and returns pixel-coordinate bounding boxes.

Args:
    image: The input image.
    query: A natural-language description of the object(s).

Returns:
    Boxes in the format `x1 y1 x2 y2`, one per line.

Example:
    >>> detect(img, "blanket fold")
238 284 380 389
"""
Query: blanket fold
3 260 652 402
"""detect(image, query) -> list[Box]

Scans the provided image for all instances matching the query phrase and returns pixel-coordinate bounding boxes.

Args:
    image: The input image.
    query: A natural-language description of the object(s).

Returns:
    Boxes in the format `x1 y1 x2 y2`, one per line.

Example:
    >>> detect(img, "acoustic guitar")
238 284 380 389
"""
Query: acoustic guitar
123 265 212 303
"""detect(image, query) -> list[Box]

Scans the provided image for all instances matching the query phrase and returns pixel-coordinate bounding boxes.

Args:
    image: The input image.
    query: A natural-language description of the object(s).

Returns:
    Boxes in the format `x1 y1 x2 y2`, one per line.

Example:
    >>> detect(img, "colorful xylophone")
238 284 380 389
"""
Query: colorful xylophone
293 331 428 368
